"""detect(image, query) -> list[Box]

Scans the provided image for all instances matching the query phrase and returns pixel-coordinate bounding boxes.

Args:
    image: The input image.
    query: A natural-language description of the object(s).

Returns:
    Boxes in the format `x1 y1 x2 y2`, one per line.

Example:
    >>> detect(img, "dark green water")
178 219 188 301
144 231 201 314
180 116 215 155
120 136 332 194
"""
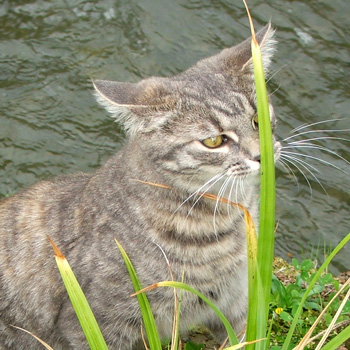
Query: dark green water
0 0 349 272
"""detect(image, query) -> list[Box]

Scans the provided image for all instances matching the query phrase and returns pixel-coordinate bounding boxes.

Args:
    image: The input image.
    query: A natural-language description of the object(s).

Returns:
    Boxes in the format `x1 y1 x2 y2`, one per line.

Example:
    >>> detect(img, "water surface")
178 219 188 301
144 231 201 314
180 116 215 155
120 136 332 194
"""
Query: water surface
0 0 349 272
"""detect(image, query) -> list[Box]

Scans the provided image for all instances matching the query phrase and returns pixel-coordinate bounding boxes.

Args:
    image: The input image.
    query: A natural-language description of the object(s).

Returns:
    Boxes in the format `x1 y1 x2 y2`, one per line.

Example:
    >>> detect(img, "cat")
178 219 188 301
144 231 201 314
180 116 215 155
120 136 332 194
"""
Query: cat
0 24 280 349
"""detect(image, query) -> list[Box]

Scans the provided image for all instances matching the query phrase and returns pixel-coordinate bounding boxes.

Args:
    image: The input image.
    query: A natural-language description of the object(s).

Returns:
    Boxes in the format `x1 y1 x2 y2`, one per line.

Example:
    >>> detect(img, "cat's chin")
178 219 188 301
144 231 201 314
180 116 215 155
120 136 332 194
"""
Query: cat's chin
177 170 260 199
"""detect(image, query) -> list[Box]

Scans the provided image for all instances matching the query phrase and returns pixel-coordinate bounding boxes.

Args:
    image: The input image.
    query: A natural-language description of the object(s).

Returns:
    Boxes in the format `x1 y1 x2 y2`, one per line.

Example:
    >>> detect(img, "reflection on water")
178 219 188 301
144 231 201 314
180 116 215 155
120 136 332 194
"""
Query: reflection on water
0 0 349 272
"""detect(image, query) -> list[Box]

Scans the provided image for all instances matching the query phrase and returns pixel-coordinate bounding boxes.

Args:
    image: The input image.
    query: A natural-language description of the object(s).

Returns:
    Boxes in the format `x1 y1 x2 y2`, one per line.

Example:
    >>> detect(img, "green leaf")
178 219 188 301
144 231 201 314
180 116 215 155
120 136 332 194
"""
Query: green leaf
242 5 276 349
300 259 313 272
279 311 293 323
300 271 310 281
292 258 300 269
49 238 108 350
115 239 162 350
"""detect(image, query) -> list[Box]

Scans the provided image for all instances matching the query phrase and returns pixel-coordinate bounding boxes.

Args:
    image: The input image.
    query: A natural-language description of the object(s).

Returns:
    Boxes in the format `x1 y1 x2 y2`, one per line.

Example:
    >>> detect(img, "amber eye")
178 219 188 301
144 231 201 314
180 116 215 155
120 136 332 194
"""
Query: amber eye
201 135 225 148
252 115 259 130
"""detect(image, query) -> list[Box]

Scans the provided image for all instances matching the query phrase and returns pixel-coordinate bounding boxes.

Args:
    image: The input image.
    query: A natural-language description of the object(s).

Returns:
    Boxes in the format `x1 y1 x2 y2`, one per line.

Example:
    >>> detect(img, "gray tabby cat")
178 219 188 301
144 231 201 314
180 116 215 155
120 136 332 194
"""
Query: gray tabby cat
0 24 280 349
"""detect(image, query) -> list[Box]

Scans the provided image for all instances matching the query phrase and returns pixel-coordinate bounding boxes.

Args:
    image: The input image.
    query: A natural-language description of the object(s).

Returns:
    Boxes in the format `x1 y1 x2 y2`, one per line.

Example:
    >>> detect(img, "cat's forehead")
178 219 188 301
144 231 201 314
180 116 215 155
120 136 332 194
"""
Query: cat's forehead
174 76 257 131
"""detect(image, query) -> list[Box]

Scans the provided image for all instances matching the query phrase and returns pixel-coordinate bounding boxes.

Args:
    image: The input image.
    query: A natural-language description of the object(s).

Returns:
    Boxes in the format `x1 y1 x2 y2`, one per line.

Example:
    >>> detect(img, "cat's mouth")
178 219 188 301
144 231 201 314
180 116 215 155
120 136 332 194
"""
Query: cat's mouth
227 160 261 178
227 141 282 178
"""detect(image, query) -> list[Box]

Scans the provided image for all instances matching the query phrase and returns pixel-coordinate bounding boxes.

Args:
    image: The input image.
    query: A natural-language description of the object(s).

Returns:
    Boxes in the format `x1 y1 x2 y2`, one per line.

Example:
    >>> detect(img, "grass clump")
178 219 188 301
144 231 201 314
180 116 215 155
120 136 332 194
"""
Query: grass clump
270 258 350 349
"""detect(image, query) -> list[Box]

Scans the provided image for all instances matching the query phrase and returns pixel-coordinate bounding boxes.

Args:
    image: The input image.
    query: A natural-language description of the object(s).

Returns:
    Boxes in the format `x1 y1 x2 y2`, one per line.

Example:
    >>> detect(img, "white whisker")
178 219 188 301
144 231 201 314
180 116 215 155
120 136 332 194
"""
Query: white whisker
278 158 300 189
239 177 246 202
290 118 343 134
288 136 350 144
227 176 237 219
175 173 223 214
282 128 350 143
282 143 350 167
235 179 243 217
280 155 314 197
213 176 232 235
266 64 288 84
268 82 282 98
186 173 226 217
281 150 347 173
281 153 328 195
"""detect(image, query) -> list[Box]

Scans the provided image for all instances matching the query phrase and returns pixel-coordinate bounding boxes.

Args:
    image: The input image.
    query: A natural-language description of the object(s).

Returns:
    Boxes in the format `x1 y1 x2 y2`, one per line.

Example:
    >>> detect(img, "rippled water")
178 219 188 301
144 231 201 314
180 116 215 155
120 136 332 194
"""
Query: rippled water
0 0 349 272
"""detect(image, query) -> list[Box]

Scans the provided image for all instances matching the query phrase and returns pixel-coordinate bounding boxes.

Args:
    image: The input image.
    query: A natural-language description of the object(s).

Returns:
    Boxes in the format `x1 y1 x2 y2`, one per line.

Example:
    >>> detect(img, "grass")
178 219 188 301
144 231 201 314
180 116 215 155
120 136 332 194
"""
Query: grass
46 237 350 350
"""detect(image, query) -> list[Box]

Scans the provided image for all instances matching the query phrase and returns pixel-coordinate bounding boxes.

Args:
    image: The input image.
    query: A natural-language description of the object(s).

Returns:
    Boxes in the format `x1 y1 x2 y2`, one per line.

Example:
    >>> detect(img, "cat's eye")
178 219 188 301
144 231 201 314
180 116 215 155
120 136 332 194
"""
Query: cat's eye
252 115 259 130
201 135 226 148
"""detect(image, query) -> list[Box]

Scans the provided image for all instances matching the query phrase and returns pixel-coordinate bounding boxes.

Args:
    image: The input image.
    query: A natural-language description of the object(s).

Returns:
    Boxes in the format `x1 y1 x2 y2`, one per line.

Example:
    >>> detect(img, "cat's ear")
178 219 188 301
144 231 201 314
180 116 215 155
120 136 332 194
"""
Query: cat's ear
92 78 176 135
219 23 276 74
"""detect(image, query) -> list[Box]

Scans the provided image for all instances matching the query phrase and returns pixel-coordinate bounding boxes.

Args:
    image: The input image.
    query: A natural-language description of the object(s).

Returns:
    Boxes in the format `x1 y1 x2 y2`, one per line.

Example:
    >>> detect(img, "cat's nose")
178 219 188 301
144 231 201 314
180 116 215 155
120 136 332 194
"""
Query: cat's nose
252 154 261 163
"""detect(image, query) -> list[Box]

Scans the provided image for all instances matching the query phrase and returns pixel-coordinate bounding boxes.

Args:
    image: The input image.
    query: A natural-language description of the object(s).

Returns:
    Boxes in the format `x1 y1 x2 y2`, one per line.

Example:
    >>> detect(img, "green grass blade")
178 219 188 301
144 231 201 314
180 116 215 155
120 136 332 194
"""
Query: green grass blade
244 207 267 349
252 28 276 328
281 232 350 350
115 239 162 350
243 3 276 347
49 238 108 350
319 325 350 350
140 281 239 346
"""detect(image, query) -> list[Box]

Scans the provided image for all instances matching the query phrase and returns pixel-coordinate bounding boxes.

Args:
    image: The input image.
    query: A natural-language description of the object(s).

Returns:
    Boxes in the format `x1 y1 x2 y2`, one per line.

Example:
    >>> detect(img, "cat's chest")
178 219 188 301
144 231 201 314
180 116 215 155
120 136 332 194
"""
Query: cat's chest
148 206 247 272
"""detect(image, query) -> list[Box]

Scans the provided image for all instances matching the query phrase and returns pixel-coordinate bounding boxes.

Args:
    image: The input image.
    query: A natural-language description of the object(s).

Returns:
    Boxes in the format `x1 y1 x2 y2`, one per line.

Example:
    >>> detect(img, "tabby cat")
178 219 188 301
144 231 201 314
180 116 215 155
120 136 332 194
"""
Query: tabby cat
0 24 280 349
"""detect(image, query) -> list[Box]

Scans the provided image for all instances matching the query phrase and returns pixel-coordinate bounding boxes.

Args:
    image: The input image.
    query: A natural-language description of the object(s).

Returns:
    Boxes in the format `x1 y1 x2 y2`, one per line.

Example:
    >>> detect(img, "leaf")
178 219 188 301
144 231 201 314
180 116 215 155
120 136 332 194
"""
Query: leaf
279 311 293 323
115 239 162 350
242 2 276 349
292 258 300 270
49 237 109 350
300 259 313 272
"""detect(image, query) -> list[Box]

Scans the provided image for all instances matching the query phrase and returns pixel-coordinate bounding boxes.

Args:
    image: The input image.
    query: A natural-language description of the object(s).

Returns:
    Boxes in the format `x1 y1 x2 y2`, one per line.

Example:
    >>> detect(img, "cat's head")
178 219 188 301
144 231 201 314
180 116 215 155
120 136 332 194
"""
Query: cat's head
93 24 280 194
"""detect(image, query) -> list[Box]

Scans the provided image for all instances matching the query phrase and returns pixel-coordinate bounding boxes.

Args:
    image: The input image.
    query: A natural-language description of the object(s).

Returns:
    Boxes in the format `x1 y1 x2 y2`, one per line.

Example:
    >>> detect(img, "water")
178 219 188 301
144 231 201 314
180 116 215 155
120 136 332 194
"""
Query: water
0 0 349 272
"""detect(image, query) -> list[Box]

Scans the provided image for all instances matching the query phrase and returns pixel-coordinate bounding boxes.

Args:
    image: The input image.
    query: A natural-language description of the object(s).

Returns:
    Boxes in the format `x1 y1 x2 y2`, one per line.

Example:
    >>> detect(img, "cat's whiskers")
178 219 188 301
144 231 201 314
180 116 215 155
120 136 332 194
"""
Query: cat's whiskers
280 152 326 196
266 63 287 85
174 173 223 214
279 154 314 196
227 175 238 219
283 143 350 168
268 83 282 99
281 150 346 174
234 177 242 217
213 175 233 236
278 158 300 189
282 128 350 143
239 177 247 201
288 136 350 144
278 119 350 196
290 118 344 133
182 173 227 218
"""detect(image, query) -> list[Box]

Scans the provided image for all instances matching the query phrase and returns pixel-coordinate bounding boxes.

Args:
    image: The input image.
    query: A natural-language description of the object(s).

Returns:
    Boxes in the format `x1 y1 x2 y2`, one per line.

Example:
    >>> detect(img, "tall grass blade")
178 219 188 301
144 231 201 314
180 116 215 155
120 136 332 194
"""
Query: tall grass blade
115 239 162 350
243 1 276 348
244 196 266 349
49 237 108 350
